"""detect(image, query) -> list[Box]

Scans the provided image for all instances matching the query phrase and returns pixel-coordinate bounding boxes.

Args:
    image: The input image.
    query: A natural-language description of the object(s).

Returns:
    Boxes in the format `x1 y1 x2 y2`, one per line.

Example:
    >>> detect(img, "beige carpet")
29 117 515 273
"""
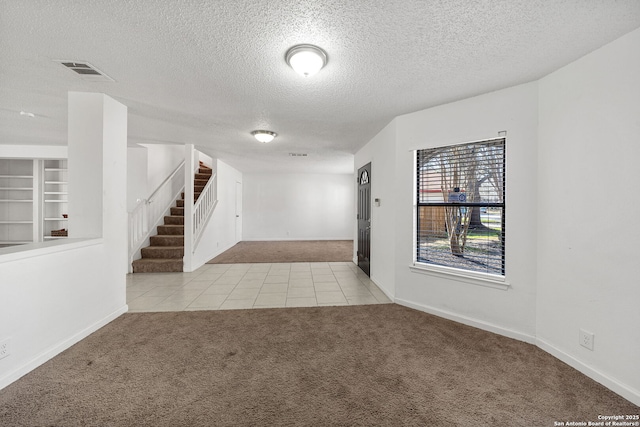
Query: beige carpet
208 240 353 264
1 305 636 426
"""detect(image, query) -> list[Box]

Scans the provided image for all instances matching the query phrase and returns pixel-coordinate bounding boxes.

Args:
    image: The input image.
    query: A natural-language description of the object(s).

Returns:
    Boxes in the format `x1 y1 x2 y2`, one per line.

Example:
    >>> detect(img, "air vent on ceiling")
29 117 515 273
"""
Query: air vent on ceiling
289 153 308 157
55 60 115 82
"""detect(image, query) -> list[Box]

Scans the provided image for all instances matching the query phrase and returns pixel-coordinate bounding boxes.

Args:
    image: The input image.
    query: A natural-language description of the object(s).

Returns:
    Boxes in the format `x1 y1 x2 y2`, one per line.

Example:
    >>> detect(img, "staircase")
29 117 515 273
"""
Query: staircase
131 163 212 273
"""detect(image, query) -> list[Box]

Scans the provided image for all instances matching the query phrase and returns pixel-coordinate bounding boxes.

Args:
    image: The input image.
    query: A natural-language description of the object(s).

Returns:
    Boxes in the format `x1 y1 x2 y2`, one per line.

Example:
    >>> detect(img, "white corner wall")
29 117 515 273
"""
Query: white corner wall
537 27 640 404
354 119 398 297
189 159 242 269
0 92 128 390
242 173 354 241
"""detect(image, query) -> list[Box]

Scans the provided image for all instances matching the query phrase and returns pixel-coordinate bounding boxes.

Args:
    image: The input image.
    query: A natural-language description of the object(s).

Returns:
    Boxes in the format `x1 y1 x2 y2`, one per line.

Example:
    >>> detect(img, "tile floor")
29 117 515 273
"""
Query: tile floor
127 262 392 312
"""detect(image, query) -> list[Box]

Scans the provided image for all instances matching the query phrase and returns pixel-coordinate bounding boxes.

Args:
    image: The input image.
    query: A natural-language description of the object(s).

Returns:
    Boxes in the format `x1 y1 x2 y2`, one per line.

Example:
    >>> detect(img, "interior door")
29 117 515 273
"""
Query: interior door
235 181 242 242
357 163 371 276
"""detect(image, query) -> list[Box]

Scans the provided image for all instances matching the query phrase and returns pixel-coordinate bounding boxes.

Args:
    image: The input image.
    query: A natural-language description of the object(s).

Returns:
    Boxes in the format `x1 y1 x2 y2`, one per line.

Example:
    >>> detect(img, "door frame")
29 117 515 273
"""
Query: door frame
235 181 242 243
357 163 371 276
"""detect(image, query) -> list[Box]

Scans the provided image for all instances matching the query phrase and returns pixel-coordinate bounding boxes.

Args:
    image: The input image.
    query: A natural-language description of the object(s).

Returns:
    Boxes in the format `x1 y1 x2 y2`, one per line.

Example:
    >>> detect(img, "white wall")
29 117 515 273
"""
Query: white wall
0 92 128 390
0 241 127 389
536 27 640 404
354 119 398 297
126 145 148 212
143 143 184 194
242 173 354 241
189 159 243 269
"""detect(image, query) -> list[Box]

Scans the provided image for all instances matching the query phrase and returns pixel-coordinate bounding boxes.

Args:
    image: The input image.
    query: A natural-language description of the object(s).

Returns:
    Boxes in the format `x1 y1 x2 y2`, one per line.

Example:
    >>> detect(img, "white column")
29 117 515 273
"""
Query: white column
67 92 128 278
183 144 195 271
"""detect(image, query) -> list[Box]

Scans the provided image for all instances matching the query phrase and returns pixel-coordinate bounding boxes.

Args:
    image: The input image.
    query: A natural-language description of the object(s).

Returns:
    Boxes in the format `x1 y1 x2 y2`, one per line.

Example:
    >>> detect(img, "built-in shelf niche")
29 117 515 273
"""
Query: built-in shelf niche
42 159 68 240
0 159 35 247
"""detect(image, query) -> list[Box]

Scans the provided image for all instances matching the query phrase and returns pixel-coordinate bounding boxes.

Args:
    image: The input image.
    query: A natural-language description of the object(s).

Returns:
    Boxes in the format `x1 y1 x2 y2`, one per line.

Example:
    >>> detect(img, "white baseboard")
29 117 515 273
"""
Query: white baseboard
369 276 395 302
536 338 640 407
395 297 536 344
0 305 128 391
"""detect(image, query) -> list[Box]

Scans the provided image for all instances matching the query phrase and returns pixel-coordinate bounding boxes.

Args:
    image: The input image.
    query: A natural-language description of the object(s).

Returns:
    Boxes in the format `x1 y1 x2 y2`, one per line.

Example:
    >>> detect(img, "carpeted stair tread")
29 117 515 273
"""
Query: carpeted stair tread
157 224 184 235
176 199 184 207
132 258 183 273
163 215 184 225
141 246 184 259
170 207 184 216
150 235 184 246
198 167 212 174
195 173 210 180
194 178 209 186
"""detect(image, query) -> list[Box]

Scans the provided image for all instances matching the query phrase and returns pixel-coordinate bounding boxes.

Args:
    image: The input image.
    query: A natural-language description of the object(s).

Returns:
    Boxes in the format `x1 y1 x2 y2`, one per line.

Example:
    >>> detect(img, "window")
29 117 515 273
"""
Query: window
416 138 505 277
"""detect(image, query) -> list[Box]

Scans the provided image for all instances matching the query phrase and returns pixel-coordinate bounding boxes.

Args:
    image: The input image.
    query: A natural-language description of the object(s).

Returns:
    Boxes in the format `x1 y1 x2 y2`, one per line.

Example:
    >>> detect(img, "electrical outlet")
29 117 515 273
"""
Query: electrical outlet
579 329 594 351
0 338 10 360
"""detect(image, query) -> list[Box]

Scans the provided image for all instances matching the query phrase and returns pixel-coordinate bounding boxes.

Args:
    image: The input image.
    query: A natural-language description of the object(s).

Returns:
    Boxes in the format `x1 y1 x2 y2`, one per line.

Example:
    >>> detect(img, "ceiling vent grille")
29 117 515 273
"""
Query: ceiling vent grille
289 153 308 157
55 61 115 82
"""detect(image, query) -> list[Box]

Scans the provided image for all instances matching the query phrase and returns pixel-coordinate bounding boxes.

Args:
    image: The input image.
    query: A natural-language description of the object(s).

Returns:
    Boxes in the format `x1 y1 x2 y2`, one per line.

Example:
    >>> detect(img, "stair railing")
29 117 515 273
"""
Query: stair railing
192 171 218 249
128 161 185 267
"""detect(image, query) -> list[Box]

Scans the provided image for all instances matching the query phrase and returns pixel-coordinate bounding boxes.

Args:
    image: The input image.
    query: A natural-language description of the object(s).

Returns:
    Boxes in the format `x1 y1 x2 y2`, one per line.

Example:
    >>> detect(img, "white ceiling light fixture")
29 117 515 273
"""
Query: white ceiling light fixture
251 130 277 143
285 44 328 77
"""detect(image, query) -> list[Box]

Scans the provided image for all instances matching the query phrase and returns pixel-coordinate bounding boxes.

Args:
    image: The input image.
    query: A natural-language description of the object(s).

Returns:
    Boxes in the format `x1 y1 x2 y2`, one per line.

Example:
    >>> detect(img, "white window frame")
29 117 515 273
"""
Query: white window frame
411 138 509 290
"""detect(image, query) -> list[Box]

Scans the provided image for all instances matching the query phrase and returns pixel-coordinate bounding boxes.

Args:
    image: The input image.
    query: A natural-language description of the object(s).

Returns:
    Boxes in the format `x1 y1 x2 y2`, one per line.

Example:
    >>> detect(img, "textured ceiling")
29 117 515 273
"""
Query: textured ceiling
1 1 639 174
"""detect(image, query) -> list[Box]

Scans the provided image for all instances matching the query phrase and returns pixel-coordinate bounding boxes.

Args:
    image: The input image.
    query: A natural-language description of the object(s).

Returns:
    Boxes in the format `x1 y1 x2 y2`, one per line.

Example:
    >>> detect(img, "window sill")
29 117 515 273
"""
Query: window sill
409 263 510 290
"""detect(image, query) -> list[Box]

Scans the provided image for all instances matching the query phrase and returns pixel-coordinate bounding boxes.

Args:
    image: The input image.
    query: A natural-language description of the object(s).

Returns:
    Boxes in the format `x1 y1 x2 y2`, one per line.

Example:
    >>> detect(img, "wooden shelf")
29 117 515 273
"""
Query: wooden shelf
44 200 67 203
44 192 68 195
44 168 67 172
44 181 67 185
1 159 36 243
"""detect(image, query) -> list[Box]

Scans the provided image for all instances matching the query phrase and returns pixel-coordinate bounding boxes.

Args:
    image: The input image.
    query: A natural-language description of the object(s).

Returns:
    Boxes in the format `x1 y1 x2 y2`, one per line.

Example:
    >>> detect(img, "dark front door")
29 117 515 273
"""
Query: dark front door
357 163 371 276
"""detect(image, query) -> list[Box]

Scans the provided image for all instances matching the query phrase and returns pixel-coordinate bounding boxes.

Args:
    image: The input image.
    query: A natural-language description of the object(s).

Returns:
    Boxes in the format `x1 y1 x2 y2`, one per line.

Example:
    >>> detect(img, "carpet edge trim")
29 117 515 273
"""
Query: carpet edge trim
241 238 353 241
536 337 640 407
0 304 128 391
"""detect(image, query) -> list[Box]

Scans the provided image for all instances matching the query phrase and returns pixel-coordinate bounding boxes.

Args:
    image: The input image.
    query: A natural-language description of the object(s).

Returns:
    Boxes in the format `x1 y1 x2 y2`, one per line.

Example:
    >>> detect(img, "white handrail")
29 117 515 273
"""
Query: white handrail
128 161 185 265
192 171 218 250
147 161 185 202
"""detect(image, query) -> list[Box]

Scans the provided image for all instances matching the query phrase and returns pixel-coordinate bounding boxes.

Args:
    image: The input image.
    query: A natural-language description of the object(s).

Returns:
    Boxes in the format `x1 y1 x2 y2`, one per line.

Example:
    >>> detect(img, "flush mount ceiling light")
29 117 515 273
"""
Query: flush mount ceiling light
285 44 328 77
251 130 277 143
